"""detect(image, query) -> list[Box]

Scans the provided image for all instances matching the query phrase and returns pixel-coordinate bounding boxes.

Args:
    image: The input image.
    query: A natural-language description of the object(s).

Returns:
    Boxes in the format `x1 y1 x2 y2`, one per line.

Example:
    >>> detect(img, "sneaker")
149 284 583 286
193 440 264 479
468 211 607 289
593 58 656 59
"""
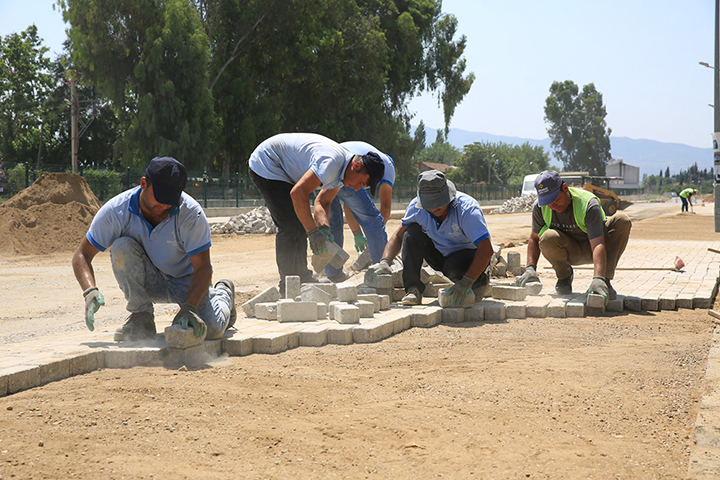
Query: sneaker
215 279 237 328
327 271 350 283
114 312 156 342
401 286 422 306
606 278 617 301
555 266 574 295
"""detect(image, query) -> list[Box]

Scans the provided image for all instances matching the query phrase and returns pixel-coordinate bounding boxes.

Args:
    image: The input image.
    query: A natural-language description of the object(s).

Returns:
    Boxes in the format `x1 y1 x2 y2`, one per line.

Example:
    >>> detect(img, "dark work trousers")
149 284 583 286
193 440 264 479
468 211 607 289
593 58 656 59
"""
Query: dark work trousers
401 223 488 295
681 196 689 212
249 169 314 290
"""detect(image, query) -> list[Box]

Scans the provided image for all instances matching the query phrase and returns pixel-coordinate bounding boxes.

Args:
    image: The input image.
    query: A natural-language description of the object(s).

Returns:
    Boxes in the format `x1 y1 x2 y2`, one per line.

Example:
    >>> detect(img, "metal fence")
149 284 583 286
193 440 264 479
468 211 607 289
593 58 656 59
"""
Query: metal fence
0 162 523 206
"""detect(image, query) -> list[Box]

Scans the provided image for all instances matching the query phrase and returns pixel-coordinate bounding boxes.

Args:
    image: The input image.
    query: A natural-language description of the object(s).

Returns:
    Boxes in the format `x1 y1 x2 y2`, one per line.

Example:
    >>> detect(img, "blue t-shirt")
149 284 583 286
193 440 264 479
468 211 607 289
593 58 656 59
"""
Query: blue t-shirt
87 187 211 278
249 133 351 190
401 192 490 256
340 141 396 188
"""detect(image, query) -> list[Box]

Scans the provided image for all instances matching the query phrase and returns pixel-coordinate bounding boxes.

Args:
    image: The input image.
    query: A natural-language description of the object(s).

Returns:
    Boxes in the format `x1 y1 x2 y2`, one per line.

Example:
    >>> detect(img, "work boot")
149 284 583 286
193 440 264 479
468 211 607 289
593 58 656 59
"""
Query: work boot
555 266 574 295
215 279 237 329
114 312 156 342
606 278 617 301
401 286 422 306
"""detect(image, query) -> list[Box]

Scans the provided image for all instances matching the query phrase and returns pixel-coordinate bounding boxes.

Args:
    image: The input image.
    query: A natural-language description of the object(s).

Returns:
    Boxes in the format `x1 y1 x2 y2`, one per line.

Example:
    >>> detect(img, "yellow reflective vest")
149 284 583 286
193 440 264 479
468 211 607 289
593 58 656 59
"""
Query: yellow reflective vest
538 187 606 237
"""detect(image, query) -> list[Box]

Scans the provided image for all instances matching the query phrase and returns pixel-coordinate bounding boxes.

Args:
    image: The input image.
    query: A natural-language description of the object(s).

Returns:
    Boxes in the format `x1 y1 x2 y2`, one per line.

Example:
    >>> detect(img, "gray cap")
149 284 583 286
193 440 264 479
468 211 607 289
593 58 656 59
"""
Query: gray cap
416 170 456 210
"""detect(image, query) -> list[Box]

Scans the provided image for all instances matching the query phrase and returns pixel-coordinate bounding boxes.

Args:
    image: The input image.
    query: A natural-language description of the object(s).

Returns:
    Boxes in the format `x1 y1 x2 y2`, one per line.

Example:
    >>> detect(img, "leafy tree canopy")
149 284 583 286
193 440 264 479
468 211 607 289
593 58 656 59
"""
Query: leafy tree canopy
449 140 550 185
544 80 611 176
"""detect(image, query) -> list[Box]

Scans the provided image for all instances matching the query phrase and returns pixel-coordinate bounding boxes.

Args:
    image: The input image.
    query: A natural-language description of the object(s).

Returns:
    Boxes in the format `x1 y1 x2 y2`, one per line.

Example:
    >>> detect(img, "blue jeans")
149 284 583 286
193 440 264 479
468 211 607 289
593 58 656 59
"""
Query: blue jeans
326 186 387 277
110 237 232 340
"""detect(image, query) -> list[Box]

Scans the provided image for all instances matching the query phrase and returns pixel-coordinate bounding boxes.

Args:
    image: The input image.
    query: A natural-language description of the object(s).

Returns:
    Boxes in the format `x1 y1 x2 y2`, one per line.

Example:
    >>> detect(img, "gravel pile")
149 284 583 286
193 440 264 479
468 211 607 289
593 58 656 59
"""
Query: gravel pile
210 206 277 235
488 193 537 214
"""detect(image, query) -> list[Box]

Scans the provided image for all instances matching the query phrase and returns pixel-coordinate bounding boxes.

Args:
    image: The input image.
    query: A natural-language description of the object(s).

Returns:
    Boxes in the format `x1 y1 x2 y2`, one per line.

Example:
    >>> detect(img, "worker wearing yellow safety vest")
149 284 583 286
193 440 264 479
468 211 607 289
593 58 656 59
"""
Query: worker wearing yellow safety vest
679 187 697 213
515 170 632 305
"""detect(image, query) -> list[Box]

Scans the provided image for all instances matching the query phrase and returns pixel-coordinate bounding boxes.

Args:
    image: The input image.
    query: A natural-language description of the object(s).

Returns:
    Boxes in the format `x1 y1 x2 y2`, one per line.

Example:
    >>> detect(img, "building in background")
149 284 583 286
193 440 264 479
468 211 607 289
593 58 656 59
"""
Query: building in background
607 158 640 195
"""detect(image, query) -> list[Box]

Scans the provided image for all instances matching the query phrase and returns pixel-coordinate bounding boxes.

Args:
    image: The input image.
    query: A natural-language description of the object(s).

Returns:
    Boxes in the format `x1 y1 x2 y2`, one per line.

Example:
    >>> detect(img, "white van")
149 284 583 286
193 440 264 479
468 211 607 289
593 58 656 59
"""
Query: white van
521 174 539 196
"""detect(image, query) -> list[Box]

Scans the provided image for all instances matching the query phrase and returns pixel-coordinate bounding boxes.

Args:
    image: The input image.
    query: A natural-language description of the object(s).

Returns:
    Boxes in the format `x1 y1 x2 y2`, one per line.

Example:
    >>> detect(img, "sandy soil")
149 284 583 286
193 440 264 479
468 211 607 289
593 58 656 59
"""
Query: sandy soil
0 201 718 479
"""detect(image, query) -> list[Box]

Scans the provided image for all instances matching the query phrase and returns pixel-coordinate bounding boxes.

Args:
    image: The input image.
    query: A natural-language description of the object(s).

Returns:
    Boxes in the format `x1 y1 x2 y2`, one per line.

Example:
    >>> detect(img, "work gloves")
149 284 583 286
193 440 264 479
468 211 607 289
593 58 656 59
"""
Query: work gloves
444 275 475 306
352 230 368 252
515 265 540 287
367 258 392 280
83 286 105 331
585 276 610 305
308 225 334 255
172 303 207 338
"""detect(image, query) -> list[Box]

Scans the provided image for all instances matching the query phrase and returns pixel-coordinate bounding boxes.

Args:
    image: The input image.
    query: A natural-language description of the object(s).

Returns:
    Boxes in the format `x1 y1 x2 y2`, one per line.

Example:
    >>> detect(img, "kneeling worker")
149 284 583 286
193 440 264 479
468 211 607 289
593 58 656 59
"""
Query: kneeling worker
371 170 493 306
516 170 632 302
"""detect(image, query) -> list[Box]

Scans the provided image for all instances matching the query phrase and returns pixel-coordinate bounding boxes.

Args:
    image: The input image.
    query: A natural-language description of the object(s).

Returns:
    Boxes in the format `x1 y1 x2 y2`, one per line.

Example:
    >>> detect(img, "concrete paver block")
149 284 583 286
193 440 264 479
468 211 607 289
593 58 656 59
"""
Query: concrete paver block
317 302 328 319
70 351 105 376
565 299 585 318
222 334 254 356
695 296 714 309
659 296 676 311
392 288 406 302
526 282 543 296
365 273 392 289
492 285 527 301
606 296 624 313
465 304 485 322
7 365 42 395
526 300 548 318
425 283 452 297
353 319 395 343
277 300 318 322
104 349 162 369
301 284 332 305
482 301 507 322
641 297 659 311
298 324 328 347
351 249 371 271
285 276 301 300
311 283 338 298
335 304 361 324
242 286 281 317
411 306 443 328
507 251 522 275
253 331 299 354
379 295 391 310
586 293 606 310
624 296 642 311
354 300 375 318
357 294 381 312
546 301 567 318
676 294 694 309
326 325 354 345
337 283 358 302
392 269 404 288
254 302 278 320
421 266 451 284
164 324 207 349
442 307 465 324
438 288 475 308
328 301 342 320
311 242 350 273
357 286 377 294
505 301 527 319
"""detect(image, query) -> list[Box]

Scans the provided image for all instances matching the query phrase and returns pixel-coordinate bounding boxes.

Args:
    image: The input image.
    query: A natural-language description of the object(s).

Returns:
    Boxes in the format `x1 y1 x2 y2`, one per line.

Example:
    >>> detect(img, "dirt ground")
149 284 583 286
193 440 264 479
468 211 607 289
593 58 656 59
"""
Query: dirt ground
1 199 719 479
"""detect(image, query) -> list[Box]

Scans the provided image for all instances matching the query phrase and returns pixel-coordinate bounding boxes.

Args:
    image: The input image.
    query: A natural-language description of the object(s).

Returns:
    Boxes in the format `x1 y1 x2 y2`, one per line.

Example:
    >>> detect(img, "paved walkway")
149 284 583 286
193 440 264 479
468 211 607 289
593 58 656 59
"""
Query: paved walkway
1 237 720 477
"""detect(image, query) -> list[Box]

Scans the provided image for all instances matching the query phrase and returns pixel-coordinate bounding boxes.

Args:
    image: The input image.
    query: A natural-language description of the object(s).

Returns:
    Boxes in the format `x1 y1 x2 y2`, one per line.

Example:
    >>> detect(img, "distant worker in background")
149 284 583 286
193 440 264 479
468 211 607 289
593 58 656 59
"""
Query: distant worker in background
248 133 385 293
320 140 395 282
515 170 632 304
72 157 236 342
370 170 493 306
679 187 697 213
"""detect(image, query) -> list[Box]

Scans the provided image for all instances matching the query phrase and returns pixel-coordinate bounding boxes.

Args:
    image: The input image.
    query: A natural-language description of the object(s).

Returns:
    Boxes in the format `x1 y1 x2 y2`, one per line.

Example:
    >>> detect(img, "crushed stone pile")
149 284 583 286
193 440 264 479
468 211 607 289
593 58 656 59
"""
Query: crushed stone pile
0 173 101 255
488 193 537 214
210 206 277 235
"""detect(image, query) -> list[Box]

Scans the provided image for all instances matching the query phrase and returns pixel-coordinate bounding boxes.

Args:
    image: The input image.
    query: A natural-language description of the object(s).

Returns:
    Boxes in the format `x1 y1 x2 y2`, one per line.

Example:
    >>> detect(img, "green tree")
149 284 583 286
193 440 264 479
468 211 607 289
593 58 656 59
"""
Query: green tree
0 25 54 165
544 80 611 175
417 137 461 166
61 0 217 169
451 141 550 184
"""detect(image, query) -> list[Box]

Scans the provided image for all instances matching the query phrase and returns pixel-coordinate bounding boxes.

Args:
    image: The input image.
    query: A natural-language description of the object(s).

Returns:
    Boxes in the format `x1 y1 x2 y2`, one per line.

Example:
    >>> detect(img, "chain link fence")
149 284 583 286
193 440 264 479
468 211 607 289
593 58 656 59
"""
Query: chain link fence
0 162 524 206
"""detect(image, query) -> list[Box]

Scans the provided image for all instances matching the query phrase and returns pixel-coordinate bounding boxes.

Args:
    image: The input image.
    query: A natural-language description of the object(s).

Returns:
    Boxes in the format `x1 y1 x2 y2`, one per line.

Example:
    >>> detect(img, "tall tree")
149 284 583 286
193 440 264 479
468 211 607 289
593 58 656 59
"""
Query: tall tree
61 0 217 169
544 80 611 175
0 25 54 165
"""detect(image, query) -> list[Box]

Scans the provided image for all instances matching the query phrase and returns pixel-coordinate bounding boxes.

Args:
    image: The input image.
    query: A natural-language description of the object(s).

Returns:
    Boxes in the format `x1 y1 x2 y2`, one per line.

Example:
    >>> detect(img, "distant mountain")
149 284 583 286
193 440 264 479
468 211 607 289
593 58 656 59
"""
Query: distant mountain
418 125 713 177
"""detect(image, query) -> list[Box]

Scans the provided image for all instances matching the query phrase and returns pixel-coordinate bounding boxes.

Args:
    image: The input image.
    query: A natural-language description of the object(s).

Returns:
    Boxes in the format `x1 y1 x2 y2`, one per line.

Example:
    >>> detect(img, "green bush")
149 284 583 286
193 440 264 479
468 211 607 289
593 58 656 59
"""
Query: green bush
81 168 124 202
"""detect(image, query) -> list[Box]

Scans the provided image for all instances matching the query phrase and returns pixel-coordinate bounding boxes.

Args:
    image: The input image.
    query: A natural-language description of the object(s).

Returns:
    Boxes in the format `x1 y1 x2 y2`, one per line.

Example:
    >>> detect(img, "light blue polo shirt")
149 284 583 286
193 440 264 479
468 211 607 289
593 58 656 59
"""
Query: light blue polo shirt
401 192 490 256
249 133 351 190
341 140 396 188
87 187 211 278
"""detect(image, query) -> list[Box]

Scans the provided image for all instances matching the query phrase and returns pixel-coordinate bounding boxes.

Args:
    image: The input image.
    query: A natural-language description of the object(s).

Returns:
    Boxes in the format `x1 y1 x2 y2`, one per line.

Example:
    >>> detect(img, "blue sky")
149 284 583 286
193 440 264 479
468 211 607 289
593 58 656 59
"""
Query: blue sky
1 0 716 149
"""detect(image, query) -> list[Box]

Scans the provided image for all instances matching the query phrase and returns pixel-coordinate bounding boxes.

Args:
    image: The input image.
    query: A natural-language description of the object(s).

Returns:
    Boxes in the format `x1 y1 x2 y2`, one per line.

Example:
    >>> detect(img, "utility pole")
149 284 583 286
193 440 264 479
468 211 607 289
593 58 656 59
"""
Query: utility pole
70 77 79 174
714 0 720 231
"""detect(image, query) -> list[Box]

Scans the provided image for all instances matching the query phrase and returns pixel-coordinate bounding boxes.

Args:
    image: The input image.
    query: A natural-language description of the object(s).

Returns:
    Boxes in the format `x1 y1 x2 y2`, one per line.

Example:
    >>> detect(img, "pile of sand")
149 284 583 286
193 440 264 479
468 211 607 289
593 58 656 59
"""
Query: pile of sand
0 173 101 256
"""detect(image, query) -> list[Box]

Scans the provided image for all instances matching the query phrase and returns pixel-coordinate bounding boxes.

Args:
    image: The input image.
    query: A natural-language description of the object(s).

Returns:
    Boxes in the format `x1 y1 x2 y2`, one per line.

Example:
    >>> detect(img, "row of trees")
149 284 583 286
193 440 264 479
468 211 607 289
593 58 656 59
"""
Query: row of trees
642 163 711 195
1 0 475 179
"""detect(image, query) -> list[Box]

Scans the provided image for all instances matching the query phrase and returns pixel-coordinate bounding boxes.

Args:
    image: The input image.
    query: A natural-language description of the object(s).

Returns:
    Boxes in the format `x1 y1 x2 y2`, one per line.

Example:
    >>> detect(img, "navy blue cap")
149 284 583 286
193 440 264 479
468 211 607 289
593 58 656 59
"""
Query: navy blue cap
535 170 564 206
361 152 385 196
145 157 187 207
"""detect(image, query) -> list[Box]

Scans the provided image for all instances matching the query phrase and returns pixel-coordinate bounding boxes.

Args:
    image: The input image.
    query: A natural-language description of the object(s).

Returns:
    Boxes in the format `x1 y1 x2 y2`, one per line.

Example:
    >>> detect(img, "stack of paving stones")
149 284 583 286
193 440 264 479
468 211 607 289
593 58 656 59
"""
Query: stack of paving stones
488 193 538 215
3 239 720 399
210 206 277 235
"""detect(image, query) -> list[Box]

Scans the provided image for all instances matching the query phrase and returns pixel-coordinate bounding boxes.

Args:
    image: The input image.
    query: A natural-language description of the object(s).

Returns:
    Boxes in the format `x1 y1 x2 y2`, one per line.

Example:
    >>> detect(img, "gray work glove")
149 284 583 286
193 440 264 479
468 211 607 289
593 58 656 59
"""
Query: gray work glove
83 286 105 332
172 303 207 338
368 258 392 279
515 265 540 287
308 226 334 255
443 275 475 306
585 276 609 305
